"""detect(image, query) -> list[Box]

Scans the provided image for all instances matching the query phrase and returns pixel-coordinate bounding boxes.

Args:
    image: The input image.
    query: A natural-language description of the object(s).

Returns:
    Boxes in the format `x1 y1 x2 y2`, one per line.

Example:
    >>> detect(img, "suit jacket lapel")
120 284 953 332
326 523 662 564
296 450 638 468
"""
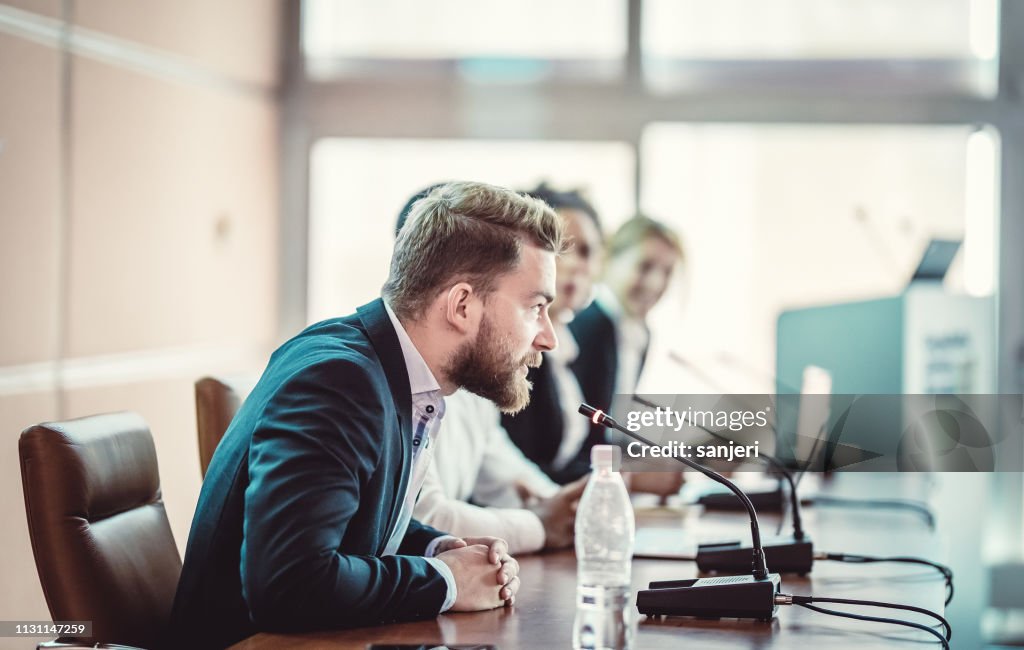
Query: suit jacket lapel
571 302 619 409
598 305 619 403
357 298 412 553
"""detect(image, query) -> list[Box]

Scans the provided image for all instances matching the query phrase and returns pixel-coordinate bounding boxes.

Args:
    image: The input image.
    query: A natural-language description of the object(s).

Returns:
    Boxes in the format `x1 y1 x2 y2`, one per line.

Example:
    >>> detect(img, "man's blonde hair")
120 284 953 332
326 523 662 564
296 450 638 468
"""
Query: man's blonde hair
383 181 566 320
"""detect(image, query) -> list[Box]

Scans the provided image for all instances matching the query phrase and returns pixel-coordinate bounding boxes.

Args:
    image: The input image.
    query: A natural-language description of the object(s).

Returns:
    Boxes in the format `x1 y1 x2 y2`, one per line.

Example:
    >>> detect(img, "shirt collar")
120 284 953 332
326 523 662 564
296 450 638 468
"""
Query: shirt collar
549 322 579 365
384 301 442 397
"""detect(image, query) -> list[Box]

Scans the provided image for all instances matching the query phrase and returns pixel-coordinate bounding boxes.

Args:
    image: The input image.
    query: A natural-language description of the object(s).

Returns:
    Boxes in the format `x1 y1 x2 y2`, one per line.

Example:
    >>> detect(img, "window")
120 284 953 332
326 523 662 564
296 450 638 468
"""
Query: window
642 0 1000 95
308 138 635 324
635 123 998 393
302 0 626 80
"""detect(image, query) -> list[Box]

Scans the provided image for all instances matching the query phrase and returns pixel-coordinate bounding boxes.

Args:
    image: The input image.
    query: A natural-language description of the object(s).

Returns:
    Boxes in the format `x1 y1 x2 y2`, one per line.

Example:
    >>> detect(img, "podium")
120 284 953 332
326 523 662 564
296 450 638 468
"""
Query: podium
774 284 996 470
777 285 995 396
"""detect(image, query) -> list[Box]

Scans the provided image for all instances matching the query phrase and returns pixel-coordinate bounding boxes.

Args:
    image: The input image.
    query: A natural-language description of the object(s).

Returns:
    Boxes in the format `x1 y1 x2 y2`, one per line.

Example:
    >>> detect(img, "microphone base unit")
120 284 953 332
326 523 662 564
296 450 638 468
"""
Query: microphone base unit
637 573 782 621
697 486 786 513
696 536 814 576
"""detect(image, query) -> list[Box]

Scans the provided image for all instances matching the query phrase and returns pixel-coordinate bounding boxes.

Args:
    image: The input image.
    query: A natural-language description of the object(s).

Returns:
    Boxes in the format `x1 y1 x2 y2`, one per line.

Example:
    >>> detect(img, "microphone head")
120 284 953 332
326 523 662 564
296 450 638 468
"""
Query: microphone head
578 403 606 424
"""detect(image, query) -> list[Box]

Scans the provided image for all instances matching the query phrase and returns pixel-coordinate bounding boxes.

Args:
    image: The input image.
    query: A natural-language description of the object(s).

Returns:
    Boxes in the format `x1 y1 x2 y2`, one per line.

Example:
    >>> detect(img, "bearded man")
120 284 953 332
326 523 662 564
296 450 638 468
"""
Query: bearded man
168 181 564 649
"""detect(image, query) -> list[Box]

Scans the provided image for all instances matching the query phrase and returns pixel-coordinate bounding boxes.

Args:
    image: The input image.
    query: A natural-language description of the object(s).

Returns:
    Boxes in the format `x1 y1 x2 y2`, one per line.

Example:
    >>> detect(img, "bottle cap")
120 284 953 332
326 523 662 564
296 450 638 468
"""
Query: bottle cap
591 444 618 469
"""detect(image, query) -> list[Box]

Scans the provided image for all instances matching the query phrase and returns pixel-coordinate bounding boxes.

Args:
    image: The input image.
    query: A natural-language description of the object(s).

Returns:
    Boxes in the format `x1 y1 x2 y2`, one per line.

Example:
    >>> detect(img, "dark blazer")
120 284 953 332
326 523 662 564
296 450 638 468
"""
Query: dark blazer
501 350 604 485
168 299 449 649
501 358 562 480
569 301 619 418
569 300 648 449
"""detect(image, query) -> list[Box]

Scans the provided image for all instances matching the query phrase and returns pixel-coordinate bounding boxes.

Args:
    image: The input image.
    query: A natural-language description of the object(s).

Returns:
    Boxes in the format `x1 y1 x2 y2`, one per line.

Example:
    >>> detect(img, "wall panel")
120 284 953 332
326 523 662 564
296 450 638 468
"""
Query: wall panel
0 3 281 642
1 1 60 18
74 0 281 87
0 33 61 366
68 57 278 357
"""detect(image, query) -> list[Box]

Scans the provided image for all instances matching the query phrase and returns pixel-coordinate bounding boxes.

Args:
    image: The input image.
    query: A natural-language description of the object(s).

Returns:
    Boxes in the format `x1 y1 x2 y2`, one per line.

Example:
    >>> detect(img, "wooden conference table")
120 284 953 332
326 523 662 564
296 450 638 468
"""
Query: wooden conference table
231 475 947 649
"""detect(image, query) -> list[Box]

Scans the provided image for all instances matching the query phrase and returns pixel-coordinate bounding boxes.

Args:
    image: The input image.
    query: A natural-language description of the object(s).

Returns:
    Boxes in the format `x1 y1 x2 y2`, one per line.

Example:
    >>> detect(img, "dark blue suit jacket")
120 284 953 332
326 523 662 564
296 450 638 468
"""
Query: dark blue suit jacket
501 323 621 485
569 301 620 420
569 300 648 457
168 299 449 649
500 357 571 480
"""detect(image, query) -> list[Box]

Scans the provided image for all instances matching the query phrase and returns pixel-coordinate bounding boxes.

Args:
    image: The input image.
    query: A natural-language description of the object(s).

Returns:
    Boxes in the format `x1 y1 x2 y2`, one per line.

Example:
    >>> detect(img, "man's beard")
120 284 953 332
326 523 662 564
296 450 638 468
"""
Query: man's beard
446 316 542 415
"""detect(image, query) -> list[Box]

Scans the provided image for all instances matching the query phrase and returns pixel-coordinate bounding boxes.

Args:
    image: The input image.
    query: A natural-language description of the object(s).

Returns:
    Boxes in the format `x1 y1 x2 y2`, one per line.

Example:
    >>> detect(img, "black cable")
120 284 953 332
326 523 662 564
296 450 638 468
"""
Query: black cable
793 420 827 492
688 422 805 539
776 421 827 536
787 594 951 642
804 495 936 530
820 552 954 605
794 602 948 649
774 493 788 536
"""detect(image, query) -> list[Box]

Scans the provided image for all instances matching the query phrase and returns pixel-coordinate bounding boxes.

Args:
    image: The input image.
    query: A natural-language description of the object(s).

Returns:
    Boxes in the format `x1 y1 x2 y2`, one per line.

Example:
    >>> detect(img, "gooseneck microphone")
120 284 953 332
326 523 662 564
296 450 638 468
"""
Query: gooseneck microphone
579 403 782 621
689 428 814 575
662 354 789 514
631 394 815 575
628 396 956 611
631 395 802 533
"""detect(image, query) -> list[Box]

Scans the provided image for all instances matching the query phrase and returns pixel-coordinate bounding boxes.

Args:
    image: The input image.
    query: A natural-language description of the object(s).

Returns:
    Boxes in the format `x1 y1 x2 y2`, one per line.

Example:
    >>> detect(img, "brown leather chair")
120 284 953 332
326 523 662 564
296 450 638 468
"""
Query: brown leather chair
19 412 182 649
194 376 242 478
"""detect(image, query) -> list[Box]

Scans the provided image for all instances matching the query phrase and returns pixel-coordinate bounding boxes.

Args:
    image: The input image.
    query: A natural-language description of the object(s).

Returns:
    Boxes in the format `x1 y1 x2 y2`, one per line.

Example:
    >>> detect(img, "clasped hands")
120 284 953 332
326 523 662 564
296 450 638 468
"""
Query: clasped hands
434 536 519 611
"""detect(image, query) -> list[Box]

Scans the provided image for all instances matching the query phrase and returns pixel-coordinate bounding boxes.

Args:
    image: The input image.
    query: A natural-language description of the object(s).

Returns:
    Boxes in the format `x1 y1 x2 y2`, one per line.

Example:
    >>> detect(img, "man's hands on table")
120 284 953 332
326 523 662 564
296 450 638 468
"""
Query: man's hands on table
435 536 520 611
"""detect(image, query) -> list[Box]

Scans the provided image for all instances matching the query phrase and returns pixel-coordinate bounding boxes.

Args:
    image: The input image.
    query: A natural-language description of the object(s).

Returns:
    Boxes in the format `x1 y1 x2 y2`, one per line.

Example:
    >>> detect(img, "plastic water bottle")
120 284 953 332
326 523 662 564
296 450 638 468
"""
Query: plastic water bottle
573 445 636 650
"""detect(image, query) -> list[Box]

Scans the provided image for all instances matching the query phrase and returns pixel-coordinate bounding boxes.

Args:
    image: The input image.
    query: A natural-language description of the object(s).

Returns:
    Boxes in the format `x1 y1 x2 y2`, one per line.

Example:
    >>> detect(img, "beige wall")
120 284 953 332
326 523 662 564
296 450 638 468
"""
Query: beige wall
0 2 281 644
0 32 61 368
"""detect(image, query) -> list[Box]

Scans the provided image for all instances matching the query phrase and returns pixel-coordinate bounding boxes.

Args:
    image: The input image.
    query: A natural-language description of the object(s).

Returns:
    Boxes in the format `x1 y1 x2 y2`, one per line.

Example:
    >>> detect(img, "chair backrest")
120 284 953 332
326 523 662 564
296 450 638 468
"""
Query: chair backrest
19 412 182 648
194 376 242 478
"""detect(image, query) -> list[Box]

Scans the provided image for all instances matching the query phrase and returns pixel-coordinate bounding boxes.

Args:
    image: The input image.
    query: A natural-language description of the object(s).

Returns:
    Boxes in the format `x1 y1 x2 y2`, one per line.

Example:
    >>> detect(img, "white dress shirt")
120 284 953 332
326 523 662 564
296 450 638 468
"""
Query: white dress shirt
414 390 561 554
382 303 458 612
